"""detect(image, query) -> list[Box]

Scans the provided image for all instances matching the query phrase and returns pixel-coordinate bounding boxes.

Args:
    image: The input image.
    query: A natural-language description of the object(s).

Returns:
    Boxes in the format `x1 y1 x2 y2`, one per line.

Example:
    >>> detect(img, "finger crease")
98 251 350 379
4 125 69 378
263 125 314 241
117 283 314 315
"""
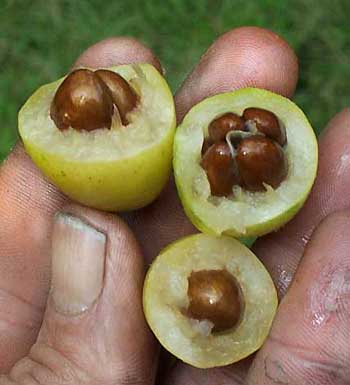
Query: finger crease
0 287 43 330
268 335 350 384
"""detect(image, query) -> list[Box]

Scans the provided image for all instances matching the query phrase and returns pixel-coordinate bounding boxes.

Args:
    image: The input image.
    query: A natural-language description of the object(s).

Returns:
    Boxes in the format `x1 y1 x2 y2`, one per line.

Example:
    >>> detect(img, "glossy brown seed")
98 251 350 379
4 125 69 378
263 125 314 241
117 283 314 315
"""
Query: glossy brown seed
187 269 243 332
200 142 238 197
208 112 245 143
50 69 113 131
236 135 288 191
95 69 138 125
243 107 286 146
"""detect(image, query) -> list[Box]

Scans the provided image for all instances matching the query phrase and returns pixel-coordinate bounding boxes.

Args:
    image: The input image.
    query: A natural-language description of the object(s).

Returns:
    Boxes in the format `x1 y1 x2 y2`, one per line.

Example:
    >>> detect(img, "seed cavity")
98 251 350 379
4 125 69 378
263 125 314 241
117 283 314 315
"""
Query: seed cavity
187 269 244 333
50 68 138 132
201 107 288 196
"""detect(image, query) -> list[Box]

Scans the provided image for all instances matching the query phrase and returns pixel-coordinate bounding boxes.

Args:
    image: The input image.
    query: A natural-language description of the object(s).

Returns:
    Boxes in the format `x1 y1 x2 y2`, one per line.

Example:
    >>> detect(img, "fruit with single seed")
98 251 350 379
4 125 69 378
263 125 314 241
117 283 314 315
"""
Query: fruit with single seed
143 233 278 368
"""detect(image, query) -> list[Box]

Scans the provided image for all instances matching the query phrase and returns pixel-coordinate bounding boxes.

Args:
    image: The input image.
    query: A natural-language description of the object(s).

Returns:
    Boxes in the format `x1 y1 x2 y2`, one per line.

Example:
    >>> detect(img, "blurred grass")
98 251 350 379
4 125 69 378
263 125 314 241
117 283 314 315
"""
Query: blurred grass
1 0 350 161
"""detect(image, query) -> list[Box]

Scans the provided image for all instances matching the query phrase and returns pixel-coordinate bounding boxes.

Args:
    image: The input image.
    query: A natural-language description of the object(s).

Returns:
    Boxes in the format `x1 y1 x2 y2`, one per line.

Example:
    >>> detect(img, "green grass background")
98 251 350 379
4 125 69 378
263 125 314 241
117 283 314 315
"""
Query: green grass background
1 0 350 162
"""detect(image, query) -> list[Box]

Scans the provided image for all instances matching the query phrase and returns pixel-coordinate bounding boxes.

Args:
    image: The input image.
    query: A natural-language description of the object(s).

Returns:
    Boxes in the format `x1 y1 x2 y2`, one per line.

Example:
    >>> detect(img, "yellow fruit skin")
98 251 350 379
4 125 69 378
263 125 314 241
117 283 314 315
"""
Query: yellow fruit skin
19 64 176 211
24 130 174 211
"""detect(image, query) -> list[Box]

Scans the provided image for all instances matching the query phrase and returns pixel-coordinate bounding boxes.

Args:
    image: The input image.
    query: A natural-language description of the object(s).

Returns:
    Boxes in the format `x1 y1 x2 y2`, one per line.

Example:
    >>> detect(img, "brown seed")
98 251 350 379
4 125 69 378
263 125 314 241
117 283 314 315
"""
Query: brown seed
201 142 238 197
236 135 288 191
243 107 286 146
95 69 138 125
50 69 113 131
208 112 245 143
187 269 243 332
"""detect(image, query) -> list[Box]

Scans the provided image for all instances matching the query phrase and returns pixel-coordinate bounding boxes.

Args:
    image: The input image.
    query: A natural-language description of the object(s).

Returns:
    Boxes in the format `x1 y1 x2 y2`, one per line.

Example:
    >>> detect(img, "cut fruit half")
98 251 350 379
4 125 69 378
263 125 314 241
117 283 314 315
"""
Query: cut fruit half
19 63 176 211
174 88 318 237
143 233 278 368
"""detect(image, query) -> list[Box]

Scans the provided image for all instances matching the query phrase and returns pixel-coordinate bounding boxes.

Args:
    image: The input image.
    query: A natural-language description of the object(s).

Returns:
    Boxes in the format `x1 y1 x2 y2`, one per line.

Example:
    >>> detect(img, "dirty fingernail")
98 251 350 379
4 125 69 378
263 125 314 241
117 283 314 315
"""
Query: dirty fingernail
51 212 106 315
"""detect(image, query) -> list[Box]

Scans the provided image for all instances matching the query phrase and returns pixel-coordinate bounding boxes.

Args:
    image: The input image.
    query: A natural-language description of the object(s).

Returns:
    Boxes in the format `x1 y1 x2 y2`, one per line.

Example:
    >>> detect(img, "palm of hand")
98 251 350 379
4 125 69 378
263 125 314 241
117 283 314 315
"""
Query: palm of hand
1 27 350 385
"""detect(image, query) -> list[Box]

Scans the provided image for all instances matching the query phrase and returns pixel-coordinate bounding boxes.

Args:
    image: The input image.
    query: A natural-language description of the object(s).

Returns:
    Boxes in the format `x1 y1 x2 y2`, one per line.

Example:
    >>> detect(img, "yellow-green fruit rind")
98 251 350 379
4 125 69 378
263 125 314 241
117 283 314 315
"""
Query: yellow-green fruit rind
143 234 278 368
19 64 176 211
174 88 318 237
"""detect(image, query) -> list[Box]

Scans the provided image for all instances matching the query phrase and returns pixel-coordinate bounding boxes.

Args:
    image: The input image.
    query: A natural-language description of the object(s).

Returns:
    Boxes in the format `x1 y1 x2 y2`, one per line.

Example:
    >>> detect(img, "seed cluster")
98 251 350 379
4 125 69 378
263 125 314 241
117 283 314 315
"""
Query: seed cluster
201 108 288 196
50 69 138 132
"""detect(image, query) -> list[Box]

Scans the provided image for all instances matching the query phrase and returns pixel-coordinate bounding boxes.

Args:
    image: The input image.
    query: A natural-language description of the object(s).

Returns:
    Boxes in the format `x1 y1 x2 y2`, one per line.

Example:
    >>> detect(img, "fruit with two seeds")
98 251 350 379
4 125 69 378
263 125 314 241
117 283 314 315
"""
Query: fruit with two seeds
19 64 176 211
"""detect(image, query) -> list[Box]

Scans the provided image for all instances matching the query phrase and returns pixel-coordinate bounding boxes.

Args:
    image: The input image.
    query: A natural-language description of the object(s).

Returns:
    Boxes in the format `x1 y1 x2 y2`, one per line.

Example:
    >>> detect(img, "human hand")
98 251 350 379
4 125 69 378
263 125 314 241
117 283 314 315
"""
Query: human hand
1 27 350 384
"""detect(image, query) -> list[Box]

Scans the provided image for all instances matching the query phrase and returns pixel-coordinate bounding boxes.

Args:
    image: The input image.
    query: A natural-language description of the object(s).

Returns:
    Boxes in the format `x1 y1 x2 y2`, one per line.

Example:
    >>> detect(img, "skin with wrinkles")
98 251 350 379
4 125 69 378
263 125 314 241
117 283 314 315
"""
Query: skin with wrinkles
254 108 350 299
247 212 350 384
0 37 162 375
1 26 350 385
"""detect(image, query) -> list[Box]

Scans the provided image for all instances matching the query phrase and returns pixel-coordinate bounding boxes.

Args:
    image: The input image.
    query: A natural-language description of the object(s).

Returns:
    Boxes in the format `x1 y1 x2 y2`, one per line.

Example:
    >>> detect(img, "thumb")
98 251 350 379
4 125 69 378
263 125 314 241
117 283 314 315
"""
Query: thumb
2 206 158 385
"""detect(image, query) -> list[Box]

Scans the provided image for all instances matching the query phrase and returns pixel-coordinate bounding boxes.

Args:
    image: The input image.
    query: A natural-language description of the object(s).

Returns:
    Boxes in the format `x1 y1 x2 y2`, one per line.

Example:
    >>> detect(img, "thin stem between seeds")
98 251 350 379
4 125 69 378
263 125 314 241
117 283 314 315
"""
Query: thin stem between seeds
225 130 257 158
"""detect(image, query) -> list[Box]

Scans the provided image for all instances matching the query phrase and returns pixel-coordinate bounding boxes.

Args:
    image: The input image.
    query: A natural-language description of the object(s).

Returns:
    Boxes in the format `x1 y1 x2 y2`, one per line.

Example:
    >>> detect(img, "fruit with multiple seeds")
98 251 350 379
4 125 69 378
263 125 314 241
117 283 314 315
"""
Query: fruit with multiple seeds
174 88 318 237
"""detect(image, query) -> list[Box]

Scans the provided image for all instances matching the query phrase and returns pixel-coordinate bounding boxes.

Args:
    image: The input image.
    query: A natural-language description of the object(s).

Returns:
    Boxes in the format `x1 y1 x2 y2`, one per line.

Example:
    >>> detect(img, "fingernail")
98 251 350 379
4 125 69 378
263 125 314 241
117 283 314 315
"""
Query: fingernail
51 212 106 315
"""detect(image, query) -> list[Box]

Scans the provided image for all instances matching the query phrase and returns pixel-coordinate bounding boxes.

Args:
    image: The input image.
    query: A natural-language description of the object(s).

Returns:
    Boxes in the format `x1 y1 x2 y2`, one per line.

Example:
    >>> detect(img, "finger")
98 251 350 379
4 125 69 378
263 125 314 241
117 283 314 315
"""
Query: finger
132 26 298 385
0 144 67 372
0 37 162 372
175 26 298 122
164 360 249 385
127 26 299 262
253 108 350 298
73 36 162 71
247 210 350 385
2 206 157 385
